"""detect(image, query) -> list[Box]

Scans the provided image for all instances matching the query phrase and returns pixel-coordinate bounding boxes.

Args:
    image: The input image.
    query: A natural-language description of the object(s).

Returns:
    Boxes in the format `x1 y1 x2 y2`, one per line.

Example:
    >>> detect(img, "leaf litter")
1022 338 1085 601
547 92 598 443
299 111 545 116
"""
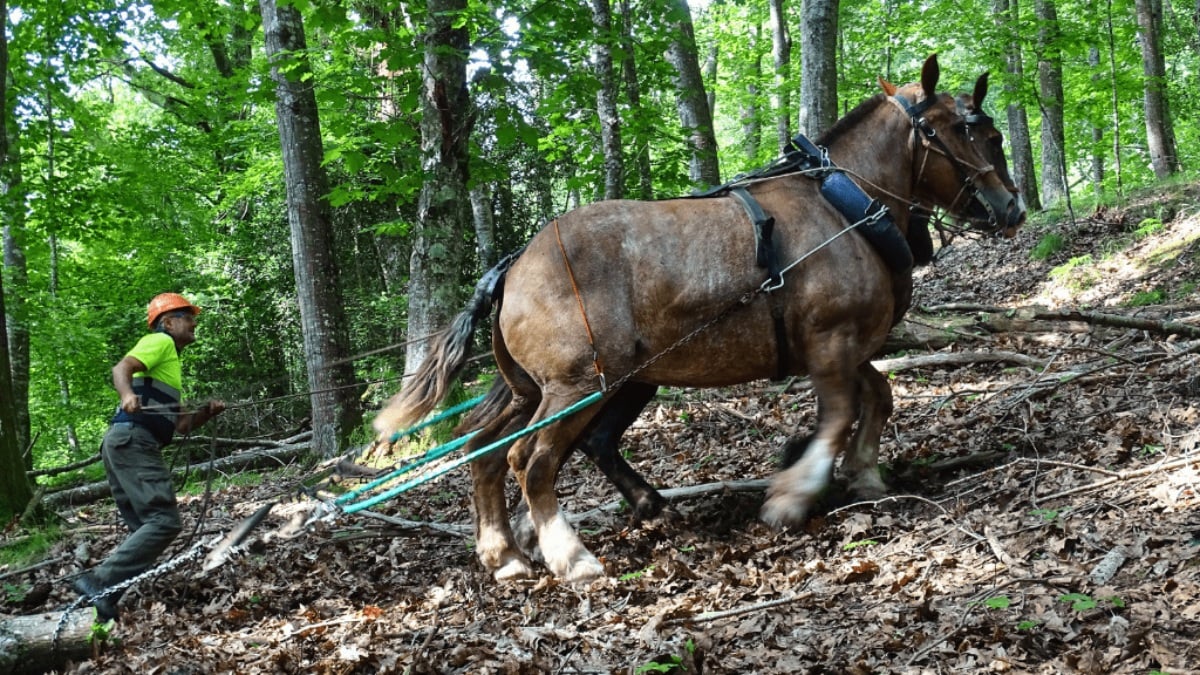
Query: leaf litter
7 188 1200 673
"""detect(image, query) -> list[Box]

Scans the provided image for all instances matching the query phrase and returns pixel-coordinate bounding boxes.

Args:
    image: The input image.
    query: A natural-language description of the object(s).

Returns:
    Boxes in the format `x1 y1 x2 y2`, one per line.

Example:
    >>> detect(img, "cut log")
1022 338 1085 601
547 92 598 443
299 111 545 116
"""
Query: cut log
44 443 311 510
0 609 98 674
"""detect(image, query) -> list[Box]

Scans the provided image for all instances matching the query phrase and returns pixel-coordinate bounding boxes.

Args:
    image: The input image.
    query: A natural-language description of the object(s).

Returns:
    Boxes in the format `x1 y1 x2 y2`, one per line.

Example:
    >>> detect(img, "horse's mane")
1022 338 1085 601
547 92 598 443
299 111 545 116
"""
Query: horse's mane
815 93 888 147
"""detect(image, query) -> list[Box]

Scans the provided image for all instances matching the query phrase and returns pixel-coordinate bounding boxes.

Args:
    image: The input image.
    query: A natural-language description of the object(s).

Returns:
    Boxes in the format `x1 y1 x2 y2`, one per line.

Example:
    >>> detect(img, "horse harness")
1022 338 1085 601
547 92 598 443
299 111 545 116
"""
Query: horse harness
694 128 915 380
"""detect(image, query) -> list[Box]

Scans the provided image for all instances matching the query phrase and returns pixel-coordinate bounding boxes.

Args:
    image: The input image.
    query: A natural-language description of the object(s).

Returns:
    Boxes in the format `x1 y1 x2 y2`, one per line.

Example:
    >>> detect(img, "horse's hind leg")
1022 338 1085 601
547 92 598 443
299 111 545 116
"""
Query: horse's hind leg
577 382 666 521
511 394 607 583
512 381 663 556
842 364 891 500
468 391 538 581
762 350 858 527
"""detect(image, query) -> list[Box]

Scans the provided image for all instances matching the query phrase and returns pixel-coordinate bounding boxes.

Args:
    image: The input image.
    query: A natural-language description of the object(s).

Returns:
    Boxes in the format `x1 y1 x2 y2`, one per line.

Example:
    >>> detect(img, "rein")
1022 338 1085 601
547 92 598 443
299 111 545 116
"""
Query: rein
891 93 995 223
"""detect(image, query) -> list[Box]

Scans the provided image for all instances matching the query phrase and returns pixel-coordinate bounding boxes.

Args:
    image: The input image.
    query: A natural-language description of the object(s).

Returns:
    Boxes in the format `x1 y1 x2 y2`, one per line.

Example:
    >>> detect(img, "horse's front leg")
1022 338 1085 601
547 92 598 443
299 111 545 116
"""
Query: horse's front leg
762 354 858 527
841 363 892 499
511 398 606 584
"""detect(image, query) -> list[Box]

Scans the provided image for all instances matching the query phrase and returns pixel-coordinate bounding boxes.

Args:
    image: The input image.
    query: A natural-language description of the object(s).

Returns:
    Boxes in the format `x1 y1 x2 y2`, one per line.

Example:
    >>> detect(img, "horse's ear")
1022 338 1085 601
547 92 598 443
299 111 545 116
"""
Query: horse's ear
972 72 990 110
920 53 940 98
878 77 897 96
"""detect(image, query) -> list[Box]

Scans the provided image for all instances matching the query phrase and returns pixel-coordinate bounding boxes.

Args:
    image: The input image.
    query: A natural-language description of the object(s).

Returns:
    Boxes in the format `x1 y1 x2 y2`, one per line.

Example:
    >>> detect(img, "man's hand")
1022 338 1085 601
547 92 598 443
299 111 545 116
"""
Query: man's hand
206 400 226 417
120 392 142 414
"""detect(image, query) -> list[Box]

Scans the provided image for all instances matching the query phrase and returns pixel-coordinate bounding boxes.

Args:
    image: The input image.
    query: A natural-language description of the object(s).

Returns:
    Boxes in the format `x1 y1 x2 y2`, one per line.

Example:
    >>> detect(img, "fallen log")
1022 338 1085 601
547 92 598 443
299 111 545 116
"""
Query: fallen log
0 608 97 675
44 443 311 510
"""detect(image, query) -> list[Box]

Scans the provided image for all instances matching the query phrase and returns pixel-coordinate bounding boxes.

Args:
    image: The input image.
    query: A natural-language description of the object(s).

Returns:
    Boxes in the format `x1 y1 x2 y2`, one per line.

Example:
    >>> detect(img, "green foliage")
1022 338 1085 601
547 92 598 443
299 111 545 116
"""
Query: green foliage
983 596 1011 610
1133 218 1165 239
178 471 264 496
1030 233 1067 260
842 539 879 551
619 565 655 582
0 525 61 568
1126 289 1166 306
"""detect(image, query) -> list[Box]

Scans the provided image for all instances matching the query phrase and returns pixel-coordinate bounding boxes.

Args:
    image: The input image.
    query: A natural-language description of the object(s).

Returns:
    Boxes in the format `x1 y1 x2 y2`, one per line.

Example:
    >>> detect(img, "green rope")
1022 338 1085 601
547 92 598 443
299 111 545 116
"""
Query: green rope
335 430 480 505
342 391 604 514
387 393 487 443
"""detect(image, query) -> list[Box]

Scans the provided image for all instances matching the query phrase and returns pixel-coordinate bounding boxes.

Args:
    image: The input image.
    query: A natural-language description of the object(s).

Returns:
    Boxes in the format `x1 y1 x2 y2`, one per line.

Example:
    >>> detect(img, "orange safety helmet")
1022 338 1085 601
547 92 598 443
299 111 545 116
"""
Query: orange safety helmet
147 292 201 328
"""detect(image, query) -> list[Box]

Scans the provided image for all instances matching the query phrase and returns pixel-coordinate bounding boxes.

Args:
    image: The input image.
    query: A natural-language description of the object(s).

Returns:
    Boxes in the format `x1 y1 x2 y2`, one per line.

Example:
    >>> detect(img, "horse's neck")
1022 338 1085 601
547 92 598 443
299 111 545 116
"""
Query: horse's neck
824 116 914 231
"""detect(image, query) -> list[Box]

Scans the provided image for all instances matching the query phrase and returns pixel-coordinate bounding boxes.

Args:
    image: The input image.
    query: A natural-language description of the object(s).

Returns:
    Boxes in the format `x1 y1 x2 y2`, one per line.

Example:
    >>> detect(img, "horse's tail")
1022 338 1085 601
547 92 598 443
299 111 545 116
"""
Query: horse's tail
453 376 513 436
372 254 518 437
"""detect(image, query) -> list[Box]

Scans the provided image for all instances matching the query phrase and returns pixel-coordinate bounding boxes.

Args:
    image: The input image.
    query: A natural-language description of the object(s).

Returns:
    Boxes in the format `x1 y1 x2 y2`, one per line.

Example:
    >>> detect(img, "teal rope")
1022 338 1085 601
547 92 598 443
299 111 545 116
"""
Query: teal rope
387 393 487 443
342 391 605 514
335 430 480 505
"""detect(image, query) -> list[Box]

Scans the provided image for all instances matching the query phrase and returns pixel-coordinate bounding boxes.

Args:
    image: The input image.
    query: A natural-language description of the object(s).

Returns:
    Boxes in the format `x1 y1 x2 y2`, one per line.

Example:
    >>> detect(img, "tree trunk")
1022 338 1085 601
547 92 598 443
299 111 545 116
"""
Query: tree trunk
1035 0 1068 206
1135 0 1180 179
592 0 624 200
0 0 33 518
741 19 763 163
1088 45 1105 201
1105 0 1125 197
260 0 361 457
665 0 720 187
994 0 1041 210
0 609 96 675
405 0 473 372
798 0 838 137
769 0 791 154
618 0 653 200
1 72 29 467
470 184 496 269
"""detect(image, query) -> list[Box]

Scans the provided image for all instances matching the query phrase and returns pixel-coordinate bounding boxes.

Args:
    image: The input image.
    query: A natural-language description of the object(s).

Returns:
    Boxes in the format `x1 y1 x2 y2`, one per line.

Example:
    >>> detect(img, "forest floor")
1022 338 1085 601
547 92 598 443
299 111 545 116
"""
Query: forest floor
6 181 1200 674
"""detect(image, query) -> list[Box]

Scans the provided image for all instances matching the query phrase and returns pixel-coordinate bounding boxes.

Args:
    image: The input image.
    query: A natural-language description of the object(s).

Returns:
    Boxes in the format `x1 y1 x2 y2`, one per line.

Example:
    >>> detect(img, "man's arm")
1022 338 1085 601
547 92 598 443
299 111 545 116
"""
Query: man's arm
176 400 226 434
112 356 148 414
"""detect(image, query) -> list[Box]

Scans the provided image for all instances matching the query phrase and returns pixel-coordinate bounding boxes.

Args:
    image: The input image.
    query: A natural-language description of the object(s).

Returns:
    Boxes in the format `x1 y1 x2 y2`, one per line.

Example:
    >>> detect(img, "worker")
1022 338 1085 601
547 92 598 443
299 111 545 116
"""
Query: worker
72 292 225 622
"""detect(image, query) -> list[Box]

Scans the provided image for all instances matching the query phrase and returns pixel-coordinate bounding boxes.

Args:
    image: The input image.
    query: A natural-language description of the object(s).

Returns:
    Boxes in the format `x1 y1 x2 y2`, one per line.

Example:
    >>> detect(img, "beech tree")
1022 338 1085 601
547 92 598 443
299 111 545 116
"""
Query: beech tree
405 0 473 373
1135 0 1180 178
665 0 720 187
798 0 838 136
260 0 361 456
0 0 33 518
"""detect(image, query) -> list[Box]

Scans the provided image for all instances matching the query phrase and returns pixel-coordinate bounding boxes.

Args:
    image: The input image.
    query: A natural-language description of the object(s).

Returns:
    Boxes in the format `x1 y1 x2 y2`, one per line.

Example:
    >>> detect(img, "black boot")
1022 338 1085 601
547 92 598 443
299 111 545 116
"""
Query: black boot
72 573 120 622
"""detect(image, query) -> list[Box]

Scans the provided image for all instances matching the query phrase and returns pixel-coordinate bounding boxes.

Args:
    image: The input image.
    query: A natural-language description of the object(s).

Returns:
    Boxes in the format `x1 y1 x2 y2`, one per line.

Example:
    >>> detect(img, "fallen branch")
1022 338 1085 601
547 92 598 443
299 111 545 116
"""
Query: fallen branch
920 303 1200 339
27 454 101 479
44 443 311 510
0 609 97 675
352 510 471 538
1037 452 1200 502
872 350 1047 373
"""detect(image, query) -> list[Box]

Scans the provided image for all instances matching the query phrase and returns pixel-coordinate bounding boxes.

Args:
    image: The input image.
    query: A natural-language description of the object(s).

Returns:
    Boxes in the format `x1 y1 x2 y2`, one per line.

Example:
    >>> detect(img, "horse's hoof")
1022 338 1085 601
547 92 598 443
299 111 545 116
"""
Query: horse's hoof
760 495 809 529
846 470 887 501
563 555 606 585
493 557 536 582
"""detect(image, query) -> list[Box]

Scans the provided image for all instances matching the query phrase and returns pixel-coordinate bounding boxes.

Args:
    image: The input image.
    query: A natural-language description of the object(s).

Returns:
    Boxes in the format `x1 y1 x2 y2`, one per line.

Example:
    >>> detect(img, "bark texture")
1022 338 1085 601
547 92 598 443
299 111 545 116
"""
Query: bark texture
406 0 473 371
798 0 838 137
1135 0 1180 178
592 0 625 200
260 0 361 457
1036 0 1068 206
770 0 791 153
665 0 720 187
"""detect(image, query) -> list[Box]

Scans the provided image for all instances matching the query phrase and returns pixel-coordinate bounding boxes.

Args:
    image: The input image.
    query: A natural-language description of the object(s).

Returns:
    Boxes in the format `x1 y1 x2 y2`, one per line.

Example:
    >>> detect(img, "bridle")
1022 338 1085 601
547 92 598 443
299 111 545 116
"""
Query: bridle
891 92 1000 230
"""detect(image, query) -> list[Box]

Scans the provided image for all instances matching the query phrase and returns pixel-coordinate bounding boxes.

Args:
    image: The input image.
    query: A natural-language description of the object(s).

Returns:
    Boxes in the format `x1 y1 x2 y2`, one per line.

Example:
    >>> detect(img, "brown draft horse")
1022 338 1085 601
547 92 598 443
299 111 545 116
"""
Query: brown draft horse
374 55 1026 584
450 69 1029 540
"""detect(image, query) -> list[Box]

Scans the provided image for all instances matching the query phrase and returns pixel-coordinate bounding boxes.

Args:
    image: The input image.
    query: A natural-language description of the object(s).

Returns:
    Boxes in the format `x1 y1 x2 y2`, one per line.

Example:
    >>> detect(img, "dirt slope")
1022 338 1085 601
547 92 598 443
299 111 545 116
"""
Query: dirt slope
7 184 1200 674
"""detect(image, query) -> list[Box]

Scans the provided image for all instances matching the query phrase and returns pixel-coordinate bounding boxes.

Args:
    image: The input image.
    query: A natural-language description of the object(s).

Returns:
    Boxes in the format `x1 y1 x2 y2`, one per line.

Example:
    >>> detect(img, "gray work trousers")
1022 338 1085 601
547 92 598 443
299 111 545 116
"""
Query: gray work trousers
92 422 182 592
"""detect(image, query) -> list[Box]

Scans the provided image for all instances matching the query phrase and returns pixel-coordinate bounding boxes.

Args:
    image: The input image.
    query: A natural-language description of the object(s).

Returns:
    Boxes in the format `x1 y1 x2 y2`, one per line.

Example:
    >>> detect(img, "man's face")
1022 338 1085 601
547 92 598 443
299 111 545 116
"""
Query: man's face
162 311 198 346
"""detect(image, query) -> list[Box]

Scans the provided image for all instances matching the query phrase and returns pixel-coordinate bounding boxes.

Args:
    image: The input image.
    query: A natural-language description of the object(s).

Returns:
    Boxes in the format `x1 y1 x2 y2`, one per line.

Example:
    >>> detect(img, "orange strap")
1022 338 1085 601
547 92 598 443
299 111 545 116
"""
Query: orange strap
553 219 607 391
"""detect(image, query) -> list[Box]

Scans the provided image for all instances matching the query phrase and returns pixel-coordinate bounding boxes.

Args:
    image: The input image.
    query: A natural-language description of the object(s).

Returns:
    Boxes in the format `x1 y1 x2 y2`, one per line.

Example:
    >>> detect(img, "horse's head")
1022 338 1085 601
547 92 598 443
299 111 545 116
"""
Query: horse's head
880 55 1026 238
955 72 1028 236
